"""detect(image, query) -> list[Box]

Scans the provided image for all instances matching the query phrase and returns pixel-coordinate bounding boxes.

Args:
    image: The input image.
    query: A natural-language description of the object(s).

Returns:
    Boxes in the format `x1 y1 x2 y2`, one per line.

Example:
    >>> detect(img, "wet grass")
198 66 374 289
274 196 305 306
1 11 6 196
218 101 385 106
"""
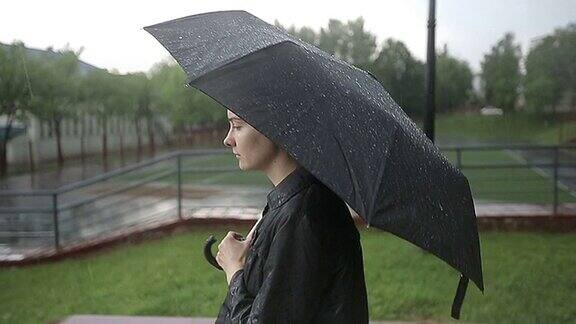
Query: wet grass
435 113 576 145
1 228 575 323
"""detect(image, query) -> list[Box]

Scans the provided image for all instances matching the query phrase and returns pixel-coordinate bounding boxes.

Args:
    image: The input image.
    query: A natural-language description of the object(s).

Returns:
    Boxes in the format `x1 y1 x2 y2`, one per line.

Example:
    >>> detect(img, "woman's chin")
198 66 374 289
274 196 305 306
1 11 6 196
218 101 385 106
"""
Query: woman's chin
239 161 255 171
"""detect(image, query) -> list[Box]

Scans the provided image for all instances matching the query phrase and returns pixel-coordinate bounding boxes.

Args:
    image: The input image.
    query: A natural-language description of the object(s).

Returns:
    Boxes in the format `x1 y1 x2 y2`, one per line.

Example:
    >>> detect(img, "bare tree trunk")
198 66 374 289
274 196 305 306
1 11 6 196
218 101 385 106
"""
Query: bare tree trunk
177 124 184 149
0 113 14 177
134 118 143 161
27 139 35 173
0 144 7 177
119 121 125 166
147 117 155 157
80 115 86 166
27 138 35 187
101 118 108 171
54 118 64 168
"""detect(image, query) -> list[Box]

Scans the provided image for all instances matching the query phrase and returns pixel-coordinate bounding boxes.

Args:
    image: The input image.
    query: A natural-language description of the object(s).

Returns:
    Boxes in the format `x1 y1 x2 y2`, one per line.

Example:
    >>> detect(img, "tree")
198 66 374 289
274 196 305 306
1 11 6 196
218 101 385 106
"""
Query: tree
277 17 377 67
275 20 319 46
148 61 225 146
346 17 377 67
124 72 154 159
370 39 425 118
106 73 139 164
318 19 347 57
554 23 576 110
525 23 576 112
436 45 474 112
318 18 377 66
0 41 34 176
82 69 128 168
30 47 83 167
481 33 522 112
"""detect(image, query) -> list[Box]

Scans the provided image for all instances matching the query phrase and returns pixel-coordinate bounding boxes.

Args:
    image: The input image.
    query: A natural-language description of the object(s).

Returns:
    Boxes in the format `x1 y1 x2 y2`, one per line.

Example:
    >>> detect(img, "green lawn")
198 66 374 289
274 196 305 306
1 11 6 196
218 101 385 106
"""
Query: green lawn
1 228 575 323
434 113 576 145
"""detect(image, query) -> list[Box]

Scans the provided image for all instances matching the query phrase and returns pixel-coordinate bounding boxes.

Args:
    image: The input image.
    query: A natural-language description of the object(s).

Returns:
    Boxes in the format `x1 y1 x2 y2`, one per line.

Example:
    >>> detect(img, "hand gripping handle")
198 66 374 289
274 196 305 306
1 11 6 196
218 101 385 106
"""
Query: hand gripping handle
204 235 223 271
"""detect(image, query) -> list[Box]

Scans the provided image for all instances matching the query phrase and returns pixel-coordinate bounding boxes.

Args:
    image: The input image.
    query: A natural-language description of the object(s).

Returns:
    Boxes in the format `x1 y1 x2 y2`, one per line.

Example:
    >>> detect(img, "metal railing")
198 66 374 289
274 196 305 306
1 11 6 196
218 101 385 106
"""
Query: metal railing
0 149 260 255
442 144 576 215
0 145 575 256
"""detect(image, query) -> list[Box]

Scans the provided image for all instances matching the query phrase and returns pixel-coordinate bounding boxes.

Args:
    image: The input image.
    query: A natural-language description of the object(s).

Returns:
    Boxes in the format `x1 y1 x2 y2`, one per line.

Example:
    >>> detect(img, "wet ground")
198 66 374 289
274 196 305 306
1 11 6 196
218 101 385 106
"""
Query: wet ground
2 180 574 263
2 144 575 263
0 147 179 191
57 314 418 324
510 147 576 192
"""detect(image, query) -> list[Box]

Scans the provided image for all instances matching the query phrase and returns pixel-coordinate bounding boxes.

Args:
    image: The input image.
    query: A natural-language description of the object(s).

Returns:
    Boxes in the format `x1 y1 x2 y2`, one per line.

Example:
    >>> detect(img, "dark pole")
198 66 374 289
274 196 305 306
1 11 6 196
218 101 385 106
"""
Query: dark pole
424 0 437 143
177 153 183 221
553 147 559 215
52 192 60 250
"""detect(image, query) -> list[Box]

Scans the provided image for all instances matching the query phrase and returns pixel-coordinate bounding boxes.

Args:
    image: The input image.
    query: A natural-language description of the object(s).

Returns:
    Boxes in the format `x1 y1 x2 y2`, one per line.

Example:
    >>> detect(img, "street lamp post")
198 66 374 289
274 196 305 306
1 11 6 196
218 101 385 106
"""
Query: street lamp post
425 0 437 143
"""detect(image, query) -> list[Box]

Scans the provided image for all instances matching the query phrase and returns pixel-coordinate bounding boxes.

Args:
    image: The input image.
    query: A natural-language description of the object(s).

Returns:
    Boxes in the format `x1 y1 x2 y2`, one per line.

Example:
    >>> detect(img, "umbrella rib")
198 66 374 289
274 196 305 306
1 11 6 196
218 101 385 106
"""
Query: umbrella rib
331 133 364 220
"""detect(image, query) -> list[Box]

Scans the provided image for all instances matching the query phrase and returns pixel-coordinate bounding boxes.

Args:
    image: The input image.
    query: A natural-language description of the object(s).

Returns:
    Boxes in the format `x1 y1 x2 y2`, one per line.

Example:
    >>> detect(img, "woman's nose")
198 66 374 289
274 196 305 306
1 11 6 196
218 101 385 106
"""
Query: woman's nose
223 130 234 148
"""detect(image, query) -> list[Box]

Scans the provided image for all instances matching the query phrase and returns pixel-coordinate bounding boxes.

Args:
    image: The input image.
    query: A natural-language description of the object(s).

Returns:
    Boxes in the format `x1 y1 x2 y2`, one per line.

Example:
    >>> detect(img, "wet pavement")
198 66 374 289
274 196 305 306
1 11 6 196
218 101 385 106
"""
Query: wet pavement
2 145 576 263
56 315 426 324
507 147 576 193
0 146 181 191
2 180 574 263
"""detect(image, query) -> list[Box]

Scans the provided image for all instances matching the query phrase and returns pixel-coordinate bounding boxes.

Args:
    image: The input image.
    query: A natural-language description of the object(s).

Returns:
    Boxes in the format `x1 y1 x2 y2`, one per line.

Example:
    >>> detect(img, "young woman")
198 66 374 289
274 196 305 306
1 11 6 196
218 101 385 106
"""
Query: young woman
215 109 369 323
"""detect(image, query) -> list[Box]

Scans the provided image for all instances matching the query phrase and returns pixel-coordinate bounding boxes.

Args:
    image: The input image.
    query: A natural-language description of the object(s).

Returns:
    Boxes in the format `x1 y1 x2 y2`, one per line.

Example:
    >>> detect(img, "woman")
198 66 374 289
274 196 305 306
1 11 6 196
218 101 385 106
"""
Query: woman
215 109 369 323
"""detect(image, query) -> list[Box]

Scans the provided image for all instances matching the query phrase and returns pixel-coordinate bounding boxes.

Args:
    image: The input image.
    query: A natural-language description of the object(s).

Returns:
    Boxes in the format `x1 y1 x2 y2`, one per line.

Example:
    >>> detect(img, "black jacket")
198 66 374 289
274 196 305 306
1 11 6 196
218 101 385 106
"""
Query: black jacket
216 166 369 323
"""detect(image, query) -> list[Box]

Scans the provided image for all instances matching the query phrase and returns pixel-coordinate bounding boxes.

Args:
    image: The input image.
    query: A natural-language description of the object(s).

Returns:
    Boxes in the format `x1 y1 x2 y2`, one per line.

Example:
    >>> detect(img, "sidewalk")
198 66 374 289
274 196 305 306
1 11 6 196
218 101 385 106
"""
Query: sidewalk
2 201 574 266
56 314 424 324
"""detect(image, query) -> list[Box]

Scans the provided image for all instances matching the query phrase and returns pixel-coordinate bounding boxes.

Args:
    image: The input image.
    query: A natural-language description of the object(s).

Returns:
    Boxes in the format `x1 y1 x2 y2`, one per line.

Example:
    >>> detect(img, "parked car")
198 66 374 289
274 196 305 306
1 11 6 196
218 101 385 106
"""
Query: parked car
480 106 504 116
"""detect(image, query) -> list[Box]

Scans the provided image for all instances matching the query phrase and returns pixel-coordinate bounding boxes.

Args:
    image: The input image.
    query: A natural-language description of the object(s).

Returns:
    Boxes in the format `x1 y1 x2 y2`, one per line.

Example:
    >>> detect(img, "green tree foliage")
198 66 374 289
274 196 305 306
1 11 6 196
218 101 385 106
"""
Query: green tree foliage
525 23 576 112
30 47 83 166
275 20 319 46
121 72 153 156
149 61 224 130
0 41 35 176
481 33 522 112
82 69 131 164
278 17 376 66
371 39 425 118
436 45 474 112
346 18 377 67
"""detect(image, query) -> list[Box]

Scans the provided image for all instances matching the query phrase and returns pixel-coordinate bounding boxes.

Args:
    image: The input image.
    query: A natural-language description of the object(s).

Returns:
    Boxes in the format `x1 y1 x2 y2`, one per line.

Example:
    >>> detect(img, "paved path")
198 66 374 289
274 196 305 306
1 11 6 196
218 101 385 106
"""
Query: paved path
2 177 575 264
57 315 421 324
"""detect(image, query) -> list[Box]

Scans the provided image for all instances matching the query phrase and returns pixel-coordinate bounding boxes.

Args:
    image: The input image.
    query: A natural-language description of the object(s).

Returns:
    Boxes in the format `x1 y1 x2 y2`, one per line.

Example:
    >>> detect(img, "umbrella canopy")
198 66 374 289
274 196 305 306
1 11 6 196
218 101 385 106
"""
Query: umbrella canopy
144 10 483 318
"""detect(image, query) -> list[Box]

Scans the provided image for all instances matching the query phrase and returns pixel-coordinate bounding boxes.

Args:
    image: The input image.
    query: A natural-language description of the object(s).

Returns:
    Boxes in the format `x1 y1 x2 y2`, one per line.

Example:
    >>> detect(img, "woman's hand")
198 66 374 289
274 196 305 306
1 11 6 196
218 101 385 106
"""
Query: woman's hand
217 231 251 285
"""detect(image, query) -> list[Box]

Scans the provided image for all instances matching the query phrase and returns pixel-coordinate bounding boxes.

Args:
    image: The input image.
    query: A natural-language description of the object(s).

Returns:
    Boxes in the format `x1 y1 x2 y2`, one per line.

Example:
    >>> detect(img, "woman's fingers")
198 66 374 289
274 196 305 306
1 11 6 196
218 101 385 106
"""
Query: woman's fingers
223 230 244 241
216 250 222 265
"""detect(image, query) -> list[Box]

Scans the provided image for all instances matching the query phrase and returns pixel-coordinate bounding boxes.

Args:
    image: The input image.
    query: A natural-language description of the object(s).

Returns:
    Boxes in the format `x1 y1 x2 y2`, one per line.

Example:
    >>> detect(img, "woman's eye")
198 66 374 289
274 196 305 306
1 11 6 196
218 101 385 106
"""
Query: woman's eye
232 125 242 130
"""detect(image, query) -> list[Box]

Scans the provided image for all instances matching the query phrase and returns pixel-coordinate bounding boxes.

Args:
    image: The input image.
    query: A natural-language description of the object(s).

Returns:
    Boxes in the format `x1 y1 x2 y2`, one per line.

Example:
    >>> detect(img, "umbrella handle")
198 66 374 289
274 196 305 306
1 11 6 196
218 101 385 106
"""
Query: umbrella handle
204 235 223 271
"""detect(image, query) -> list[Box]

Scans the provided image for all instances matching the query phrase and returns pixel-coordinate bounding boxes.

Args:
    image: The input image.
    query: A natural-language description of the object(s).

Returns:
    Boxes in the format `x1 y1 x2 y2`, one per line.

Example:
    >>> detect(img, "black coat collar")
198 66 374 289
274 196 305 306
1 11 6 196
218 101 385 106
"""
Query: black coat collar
266 165 317 212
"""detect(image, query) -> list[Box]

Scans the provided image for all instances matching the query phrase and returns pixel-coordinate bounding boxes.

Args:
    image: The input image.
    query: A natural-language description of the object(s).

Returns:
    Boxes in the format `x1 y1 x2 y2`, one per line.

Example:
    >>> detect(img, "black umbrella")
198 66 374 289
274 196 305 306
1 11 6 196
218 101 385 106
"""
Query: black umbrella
144 10 483 319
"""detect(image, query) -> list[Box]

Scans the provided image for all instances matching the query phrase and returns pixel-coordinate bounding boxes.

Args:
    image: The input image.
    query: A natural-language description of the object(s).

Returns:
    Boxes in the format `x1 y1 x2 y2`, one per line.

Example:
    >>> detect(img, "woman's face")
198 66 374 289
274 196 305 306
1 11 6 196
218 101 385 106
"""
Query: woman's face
223 110 278 171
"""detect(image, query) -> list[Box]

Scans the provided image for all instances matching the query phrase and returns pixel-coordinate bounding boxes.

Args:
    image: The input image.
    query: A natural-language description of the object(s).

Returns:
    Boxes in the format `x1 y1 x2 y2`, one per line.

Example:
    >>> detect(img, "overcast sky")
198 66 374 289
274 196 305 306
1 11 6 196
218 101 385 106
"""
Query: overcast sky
1 0 575 74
